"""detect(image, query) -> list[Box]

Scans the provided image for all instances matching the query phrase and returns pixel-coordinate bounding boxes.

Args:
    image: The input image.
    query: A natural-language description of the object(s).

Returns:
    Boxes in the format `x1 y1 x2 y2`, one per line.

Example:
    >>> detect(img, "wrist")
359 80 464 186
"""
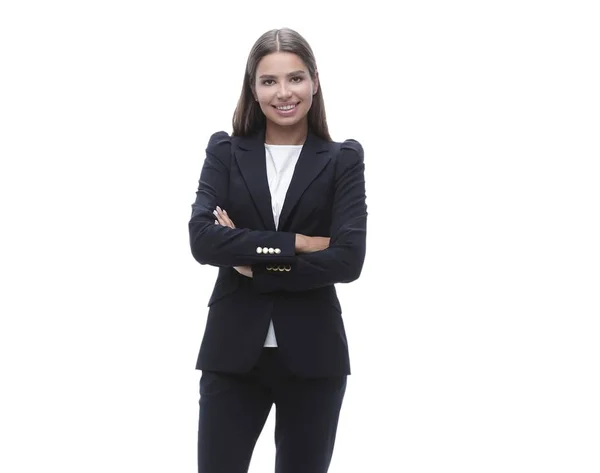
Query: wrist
295 234 309 253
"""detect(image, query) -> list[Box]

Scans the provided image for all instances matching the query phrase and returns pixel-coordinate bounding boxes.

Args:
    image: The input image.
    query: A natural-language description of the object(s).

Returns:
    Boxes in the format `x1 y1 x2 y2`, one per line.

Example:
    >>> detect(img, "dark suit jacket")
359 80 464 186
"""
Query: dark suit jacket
188 127 367 377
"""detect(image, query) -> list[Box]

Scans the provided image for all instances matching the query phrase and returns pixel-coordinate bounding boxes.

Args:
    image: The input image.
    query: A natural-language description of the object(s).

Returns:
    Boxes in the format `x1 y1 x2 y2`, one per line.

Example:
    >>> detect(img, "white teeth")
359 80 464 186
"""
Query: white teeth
277 104 296 111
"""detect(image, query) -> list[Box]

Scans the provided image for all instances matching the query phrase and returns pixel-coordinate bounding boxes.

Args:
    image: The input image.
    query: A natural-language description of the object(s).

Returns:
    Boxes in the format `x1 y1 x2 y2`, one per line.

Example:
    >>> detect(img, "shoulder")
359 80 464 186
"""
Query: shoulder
339 138 364 158
333 138 364 169
206 130 232 151
204 131 234 165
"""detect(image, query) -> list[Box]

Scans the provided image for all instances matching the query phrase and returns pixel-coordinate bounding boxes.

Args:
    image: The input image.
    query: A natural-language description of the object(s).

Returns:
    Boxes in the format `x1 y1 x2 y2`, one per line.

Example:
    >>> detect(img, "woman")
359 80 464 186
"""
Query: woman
189 27 367 473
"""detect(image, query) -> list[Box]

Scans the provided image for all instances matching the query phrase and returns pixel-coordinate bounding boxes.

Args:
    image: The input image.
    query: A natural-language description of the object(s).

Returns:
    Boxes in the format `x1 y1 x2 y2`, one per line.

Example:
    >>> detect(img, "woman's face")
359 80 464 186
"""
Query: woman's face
254 52 318 129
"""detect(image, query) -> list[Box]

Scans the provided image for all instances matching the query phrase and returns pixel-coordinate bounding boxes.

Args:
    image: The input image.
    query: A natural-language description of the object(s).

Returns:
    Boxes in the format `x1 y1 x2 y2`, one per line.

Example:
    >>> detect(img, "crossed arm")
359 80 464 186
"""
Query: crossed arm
188 132 327 268
189 131 367 293
211 206 329 277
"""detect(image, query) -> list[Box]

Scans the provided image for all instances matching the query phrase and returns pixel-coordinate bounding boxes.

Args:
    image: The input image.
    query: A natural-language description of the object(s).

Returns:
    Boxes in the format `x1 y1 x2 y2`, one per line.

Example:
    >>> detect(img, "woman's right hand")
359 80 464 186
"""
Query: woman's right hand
295 234 330 253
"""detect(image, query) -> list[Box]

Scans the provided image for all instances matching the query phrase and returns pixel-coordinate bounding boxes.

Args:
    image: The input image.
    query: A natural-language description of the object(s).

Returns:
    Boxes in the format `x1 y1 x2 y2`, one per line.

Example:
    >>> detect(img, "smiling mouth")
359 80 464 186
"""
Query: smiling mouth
273 103 299 111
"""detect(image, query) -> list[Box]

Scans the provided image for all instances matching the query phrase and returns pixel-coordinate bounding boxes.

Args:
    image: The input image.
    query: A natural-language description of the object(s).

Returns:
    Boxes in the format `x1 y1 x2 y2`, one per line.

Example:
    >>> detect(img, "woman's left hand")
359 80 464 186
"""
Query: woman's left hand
213 206 253 278
213 206 235 229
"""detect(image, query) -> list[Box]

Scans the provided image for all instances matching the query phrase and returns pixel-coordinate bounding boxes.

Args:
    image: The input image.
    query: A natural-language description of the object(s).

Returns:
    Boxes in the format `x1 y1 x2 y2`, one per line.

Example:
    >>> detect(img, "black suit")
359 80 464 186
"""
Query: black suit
189 128 367 473
189 128 367 378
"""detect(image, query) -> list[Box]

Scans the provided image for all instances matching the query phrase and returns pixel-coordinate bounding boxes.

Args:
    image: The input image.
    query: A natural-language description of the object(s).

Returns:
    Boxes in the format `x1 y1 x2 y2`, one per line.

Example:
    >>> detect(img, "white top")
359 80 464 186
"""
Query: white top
262 143 303 347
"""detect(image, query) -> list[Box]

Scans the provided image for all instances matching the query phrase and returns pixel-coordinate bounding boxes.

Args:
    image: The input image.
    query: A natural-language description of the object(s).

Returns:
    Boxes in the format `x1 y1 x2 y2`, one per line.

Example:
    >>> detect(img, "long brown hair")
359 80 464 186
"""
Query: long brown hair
232 28 331 141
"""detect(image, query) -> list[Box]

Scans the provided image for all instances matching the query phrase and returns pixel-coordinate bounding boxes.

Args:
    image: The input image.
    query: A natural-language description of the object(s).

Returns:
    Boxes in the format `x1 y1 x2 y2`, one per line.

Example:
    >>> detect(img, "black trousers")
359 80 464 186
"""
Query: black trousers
197 347 347 473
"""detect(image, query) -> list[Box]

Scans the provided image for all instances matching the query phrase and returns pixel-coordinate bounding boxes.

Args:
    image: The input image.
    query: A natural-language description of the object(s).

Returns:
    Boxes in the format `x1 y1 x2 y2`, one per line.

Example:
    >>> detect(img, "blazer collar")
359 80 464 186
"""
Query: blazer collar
233 128 332 231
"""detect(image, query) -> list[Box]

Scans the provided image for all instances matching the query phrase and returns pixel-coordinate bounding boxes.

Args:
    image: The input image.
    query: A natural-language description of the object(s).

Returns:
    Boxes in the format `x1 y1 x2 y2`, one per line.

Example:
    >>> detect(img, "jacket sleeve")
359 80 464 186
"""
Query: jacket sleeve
189 131 297 267
251 139 367 292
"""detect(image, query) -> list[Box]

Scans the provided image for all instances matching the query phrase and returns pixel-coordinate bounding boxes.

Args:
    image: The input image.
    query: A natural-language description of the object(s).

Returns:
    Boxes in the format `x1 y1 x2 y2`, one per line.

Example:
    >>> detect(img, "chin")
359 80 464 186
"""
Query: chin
269 111 308 128
271 117 302 127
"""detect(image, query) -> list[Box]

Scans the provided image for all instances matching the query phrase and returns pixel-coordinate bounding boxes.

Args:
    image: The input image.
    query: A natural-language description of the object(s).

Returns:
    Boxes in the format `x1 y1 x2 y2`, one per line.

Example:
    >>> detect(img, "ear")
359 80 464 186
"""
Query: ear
313 71 319 95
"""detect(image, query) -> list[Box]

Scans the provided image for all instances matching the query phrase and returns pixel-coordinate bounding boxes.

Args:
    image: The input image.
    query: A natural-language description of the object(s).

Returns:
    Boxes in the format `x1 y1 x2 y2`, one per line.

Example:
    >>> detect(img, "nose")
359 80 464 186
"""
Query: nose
276 83 292 99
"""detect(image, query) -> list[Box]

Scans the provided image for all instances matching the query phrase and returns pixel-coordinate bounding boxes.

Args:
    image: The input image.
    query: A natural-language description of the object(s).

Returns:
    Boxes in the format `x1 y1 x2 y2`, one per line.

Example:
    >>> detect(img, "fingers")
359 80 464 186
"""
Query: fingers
213 208 227 226
213 206 235 229
233 265 253 278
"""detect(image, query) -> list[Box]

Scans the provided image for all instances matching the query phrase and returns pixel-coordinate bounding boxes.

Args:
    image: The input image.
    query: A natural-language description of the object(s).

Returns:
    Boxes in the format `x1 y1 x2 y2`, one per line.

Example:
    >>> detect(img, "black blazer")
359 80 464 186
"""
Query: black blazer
189 128 367 377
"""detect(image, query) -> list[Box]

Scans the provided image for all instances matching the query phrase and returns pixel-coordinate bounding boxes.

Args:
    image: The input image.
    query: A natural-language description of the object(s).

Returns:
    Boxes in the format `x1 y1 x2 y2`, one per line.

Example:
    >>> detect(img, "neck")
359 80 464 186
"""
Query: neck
264 119 308 145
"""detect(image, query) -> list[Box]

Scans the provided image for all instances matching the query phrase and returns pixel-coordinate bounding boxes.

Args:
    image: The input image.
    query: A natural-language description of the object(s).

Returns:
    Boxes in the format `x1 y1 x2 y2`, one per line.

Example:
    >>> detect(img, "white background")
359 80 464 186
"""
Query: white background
1 1 599 472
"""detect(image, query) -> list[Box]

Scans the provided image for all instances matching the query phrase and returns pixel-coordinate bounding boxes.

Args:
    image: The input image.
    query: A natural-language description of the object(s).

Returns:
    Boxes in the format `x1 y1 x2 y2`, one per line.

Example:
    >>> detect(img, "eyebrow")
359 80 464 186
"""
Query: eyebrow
258 70 307 79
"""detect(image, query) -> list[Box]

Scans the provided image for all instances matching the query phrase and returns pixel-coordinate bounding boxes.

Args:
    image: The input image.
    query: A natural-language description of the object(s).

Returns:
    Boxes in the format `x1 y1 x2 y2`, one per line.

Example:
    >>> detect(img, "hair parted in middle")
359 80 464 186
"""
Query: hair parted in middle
232 27 331 141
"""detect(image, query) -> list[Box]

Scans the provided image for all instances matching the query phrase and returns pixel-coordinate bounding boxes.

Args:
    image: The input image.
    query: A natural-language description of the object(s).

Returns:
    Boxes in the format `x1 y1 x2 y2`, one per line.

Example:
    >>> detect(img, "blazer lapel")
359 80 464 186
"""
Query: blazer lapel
277 131 331 231
233 129 332 232
233 130 277 230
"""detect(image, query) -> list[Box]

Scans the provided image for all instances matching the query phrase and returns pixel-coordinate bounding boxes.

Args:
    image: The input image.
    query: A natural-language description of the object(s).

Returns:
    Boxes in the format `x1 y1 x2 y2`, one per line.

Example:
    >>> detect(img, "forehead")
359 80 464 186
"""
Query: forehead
256 52 308 76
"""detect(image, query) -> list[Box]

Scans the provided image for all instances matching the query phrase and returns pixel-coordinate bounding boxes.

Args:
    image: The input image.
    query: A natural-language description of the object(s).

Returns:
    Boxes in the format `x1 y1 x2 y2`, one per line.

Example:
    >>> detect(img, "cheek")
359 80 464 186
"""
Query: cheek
256 95 271 113
259 98 274 115
299 83 315 101
300 88 314 108
257 90 275 107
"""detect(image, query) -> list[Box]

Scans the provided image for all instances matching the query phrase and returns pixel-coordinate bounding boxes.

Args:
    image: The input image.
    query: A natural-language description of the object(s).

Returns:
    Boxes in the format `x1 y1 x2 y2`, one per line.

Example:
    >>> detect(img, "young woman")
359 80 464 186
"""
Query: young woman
189 27 367 473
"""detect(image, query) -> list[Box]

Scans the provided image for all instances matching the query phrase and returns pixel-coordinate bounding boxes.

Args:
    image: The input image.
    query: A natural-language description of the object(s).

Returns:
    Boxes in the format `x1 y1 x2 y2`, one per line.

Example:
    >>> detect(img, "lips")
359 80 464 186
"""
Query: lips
273 102 299 111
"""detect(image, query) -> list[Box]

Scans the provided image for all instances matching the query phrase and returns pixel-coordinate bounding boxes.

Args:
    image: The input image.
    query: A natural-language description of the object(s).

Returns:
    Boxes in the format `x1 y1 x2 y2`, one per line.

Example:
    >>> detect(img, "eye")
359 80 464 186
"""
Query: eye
262 79 275 86
290 76 303 83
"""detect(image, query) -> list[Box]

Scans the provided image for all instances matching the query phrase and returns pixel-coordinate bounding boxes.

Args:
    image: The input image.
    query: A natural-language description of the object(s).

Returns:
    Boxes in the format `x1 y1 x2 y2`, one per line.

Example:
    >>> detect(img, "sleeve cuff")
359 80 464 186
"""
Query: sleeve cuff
251 262 293 293
246 231 296 264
